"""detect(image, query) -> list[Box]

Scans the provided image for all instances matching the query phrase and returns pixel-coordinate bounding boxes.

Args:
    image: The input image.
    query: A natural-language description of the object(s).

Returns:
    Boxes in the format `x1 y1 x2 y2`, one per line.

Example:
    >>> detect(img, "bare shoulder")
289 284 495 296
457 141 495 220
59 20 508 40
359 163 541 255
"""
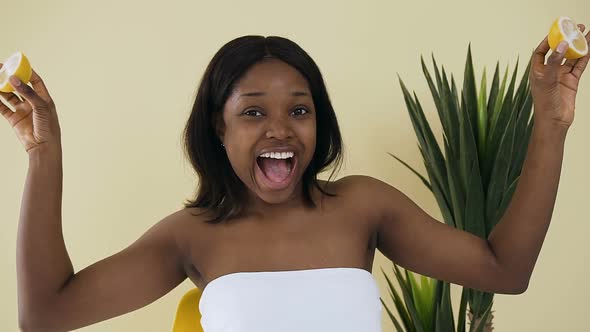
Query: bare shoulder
330 175 407 221
164 207 213 243
330 174 399 198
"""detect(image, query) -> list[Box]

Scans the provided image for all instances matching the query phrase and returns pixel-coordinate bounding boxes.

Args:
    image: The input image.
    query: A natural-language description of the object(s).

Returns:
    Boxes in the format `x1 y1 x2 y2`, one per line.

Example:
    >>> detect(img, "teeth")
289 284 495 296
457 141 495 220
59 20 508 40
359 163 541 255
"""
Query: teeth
259 151 294 159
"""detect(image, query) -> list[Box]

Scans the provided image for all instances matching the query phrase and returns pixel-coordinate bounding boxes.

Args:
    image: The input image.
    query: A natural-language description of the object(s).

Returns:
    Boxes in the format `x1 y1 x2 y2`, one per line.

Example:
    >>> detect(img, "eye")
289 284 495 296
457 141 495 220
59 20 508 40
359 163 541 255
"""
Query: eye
291 107 309 117
244 109 263 117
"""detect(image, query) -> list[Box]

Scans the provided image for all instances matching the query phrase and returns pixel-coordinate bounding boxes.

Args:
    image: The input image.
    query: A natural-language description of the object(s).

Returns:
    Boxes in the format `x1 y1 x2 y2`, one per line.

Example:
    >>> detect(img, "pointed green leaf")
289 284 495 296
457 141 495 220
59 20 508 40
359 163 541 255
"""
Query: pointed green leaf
477 67 488 159
445 150 465 230
393 265 425 332
407 271 434 331
440 65 460 150
485 110 517 227
508 90 533 183
421 145 455 227
382 267 415 331
486 62 501 121
463 44 479 143
434 281 455 332
487 59 519 166
483 64 510 187
457 288 469 332
491 176 519 231
388 153 432 191
472 300 494 332
422 56 456 149
381 297 407 332
463 159 487 238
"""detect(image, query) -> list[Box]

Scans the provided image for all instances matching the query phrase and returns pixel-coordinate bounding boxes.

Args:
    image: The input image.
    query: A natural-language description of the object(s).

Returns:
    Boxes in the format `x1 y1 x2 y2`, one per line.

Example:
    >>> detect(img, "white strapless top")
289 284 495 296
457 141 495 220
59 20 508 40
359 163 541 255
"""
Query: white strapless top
198 267 382 332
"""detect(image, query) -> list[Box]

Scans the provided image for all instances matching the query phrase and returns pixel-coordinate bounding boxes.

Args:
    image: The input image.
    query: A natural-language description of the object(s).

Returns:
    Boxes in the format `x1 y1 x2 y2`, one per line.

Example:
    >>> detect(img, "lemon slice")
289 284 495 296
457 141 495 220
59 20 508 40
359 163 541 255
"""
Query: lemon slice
0 51 33 93
548 16 588 60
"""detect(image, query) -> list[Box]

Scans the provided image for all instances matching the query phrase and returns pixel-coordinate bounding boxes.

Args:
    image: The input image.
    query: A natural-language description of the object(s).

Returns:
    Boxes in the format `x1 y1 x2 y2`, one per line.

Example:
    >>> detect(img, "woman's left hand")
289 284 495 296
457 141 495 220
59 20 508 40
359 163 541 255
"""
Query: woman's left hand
530 24 590 129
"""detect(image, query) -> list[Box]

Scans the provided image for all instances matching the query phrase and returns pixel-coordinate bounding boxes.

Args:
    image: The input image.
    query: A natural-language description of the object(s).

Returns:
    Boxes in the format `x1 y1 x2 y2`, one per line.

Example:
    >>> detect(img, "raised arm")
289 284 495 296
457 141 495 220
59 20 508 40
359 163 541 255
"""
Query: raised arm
20 148 187 329
3 71 188 331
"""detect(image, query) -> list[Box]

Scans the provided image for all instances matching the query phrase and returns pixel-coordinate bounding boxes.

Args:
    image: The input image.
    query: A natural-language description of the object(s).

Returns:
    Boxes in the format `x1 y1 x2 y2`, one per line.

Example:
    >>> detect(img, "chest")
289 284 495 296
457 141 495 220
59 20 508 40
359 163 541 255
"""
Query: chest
183 200 378 289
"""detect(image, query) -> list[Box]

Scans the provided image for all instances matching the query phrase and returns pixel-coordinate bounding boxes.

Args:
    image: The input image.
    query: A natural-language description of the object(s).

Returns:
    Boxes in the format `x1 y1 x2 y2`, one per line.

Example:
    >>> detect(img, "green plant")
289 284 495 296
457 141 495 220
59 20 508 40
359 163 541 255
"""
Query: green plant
383 45 533 331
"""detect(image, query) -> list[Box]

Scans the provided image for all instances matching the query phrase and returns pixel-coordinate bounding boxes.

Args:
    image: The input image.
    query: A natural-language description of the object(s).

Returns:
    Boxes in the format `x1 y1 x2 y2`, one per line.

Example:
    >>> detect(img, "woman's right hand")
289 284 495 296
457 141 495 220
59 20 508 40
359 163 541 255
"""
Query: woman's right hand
0 66 62 153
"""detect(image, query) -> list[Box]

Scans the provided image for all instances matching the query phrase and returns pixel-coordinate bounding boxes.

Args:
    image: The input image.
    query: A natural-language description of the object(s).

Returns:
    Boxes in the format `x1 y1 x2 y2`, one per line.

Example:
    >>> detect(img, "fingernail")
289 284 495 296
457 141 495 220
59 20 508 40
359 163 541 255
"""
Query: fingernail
9 75 21 87
557 41 569 54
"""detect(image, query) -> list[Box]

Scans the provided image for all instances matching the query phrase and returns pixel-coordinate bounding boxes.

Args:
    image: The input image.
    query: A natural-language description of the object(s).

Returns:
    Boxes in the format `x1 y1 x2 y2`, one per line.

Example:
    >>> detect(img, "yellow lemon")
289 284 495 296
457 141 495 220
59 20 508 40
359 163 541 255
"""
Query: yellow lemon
0 51 33 93
548 16 588 60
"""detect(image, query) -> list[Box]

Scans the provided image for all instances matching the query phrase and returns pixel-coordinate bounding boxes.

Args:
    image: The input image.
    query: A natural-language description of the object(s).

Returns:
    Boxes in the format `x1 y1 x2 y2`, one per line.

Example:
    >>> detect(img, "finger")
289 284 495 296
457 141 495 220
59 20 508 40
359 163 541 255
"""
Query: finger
570 29 590 79
532 36 551 68
29 68 51 101
545 40 568 78
0 92 24 110
0 97 14 119
8 75 49 111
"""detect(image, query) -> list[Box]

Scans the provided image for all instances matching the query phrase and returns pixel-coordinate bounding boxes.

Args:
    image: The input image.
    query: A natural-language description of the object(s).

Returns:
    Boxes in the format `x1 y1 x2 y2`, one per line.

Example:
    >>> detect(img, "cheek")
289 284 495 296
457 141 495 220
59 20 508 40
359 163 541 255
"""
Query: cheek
224 127 258 168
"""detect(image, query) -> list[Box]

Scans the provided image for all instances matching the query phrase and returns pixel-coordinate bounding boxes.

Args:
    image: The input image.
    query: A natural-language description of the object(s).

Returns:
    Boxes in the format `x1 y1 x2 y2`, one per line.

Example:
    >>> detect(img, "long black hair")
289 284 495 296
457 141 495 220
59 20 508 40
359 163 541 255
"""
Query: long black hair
182 35 343 223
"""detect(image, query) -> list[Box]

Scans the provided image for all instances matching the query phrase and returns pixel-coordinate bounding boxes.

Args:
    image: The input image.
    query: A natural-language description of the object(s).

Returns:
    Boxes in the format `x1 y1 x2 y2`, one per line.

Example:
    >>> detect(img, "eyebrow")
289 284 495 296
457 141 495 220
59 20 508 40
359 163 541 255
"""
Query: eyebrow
239 91 310 98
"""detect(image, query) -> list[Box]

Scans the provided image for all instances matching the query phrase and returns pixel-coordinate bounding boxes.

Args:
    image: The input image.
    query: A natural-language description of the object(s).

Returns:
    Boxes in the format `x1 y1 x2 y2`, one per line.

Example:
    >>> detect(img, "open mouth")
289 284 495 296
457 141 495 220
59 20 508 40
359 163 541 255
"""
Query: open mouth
255 154 297 190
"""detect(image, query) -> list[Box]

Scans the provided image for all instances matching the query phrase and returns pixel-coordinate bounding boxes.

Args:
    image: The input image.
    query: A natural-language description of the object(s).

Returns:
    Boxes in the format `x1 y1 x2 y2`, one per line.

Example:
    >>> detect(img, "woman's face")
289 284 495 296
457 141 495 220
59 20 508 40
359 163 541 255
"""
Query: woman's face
219 58 317 207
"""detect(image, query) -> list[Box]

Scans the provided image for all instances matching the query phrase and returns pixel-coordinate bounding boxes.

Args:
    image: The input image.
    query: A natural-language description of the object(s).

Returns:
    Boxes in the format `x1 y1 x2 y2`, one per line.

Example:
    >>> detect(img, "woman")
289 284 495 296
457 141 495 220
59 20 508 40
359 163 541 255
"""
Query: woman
2 30 588 331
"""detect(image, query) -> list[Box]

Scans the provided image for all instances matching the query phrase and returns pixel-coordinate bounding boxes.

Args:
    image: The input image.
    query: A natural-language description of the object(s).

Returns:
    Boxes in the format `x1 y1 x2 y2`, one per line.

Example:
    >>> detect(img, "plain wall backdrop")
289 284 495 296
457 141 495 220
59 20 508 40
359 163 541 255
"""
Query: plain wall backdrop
1 0 588 331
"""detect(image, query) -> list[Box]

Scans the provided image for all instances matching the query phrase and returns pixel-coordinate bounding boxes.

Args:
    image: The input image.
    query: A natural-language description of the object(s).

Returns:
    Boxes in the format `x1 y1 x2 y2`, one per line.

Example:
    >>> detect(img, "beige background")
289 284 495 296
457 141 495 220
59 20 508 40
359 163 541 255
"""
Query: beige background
1 0 588 331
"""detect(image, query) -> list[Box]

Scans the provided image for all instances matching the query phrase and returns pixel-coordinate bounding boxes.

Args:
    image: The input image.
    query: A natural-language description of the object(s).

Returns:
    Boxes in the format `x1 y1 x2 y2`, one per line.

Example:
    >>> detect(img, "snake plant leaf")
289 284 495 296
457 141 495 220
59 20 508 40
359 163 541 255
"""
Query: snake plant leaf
413 94 449 191
421 56 457 149
486 59 519 167
477 68 488 158
507 114 535 187
508 76 534 182
431 53 444 93
445 149 465 230
463 159 486 238
420 145 455 227
457 287 469 332
379 298 405 332
462 44 479 143
487 64 510 145
467 290 483 327
382 267 415 331
407 272 435 331
483 64 510 187
485 108 517 227
471 300 494 332
468 290 494 330
399 79 427 148
434 281 455 332
388 152 432 191
459 78 481 197
449 75 462 160
399 78 448 196
490 176 520 232
511 59 532 119
486 62 501 122
441 68 461 156
381 298 406 332
394 265 426 332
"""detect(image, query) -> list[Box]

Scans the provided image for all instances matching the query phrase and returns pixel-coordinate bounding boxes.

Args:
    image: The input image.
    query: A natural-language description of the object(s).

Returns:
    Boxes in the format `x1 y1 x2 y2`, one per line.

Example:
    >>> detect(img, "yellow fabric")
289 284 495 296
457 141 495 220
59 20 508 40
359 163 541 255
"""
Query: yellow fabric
172 288 204 332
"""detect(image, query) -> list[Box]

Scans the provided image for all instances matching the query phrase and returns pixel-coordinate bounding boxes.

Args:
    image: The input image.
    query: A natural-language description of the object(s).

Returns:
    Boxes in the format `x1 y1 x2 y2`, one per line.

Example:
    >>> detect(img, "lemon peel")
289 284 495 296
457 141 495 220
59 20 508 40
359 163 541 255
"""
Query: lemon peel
0 51 33 93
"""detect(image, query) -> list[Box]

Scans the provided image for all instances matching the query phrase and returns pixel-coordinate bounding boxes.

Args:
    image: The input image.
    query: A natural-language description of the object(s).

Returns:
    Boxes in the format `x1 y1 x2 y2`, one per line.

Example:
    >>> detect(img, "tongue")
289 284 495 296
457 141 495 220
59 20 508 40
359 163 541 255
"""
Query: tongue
259 158 292 183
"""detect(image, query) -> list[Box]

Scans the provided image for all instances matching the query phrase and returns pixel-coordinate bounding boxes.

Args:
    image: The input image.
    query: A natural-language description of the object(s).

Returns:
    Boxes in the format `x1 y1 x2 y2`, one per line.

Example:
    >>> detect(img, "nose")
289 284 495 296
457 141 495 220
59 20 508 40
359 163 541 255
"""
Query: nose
265 115 294 140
